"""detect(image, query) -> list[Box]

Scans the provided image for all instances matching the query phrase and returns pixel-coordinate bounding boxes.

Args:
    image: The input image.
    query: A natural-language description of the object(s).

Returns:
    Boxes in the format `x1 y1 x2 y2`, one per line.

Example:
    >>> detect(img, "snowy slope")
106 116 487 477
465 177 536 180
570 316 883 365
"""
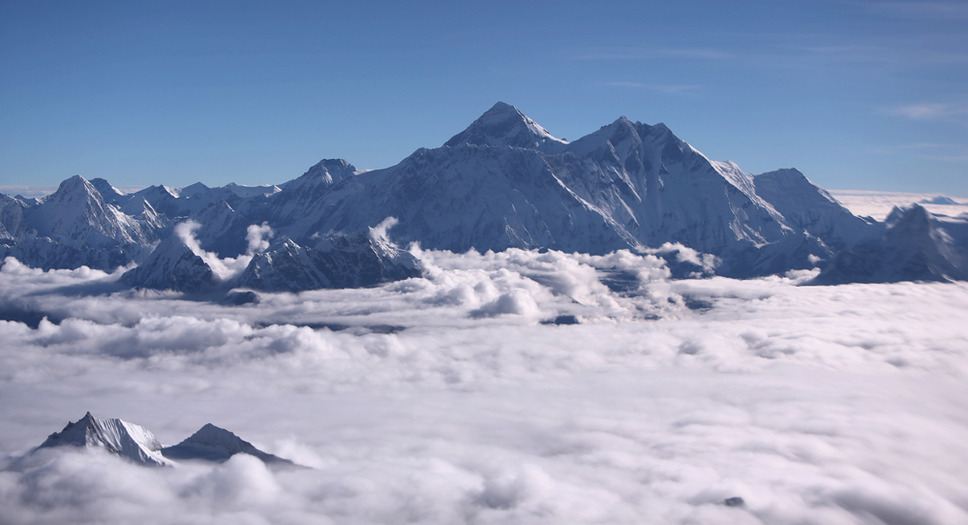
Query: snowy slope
444 101 569 151
754 168 874 248
236 239 336 292
0 176 160 269
266 158 360 236
30 414 295 467
0 194 32 241
236 226 422 292
37 412 172 467
120 234 217 291
24 175 151 248
282 103 864 276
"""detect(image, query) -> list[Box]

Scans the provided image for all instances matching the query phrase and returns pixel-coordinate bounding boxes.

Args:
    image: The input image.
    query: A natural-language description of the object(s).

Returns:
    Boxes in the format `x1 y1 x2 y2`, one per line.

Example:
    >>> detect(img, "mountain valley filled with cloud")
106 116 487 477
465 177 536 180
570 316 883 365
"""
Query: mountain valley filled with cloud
2 240 967 524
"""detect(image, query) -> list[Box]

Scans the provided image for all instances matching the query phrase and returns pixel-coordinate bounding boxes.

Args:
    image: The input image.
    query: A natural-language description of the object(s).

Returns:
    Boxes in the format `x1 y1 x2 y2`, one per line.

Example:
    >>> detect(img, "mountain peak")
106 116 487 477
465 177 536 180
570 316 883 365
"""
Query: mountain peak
50 175 98 199
179 182 211 198
444 102 567 150
285 158 358 190
38 412 172 467
161 422 293 464
61 174 89 186
31 414 296 468
120 234 217 291
487 101 516 114
306 158 356 176
886 204 931 233
89 178 125 204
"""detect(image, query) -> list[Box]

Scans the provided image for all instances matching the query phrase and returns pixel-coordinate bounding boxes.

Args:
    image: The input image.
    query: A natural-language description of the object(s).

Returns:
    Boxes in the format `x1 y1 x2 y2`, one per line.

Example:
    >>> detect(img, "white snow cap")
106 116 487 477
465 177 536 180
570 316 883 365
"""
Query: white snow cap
38 412 173 467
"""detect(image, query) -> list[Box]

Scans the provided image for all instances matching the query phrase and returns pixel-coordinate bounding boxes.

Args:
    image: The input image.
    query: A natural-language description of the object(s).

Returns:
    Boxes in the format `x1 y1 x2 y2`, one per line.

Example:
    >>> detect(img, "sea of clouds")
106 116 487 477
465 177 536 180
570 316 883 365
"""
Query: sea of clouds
1 245 967 524
829 190 968 220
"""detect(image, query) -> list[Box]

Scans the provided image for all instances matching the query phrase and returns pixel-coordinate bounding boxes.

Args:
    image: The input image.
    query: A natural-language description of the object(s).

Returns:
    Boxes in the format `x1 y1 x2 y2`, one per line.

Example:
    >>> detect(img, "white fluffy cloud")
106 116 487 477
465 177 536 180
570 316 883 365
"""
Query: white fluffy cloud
245 222 274 254
1 252 968 524
175 220 253 281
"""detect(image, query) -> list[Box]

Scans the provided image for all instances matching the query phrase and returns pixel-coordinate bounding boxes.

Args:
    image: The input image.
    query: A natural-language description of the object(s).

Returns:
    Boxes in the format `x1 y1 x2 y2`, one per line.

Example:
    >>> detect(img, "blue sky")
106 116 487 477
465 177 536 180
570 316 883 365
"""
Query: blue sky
1 0 967 195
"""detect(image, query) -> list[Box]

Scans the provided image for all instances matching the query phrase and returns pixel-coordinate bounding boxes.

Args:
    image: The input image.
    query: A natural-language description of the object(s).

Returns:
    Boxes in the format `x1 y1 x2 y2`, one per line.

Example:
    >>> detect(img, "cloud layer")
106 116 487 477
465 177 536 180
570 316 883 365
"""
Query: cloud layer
1 251 967 524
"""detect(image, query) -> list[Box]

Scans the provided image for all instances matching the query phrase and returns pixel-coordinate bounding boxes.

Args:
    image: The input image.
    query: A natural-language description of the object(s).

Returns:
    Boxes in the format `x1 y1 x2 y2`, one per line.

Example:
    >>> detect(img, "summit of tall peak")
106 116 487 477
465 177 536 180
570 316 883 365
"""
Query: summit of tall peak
444 102 568 150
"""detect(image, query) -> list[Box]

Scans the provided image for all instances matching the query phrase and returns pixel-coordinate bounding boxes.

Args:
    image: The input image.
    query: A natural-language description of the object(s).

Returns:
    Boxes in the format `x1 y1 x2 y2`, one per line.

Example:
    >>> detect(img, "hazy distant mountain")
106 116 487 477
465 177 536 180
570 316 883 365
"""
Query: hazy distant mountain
811 204 968 284
2 102 962 286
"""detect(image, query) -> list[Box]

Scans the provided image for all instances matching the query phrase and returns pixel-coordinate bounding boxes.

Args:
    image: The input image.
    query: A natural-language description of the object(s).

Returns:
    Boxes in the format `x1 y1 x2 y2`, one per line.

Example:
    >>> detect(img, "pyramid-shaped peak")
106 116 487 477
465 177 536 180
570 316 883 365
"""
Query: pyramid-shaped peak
161 422 294 464
484 101 520 116
51 175 98 197
38 176 109 212
444 102 567 150
179 182 211 198
60 174 89 186
190 423 239 441
119 233 217 292
177 423 252 453
601 116 641 137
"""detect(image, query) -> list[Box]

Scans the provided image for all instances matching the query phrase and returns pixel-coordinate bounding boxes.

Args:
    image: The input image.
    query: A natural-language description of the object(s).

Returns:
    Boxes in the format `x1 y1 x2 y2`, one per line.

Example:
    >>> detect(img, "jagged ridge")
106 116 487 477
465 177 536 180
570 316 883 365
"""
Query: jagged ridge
37 412 172 467
3 102 962 285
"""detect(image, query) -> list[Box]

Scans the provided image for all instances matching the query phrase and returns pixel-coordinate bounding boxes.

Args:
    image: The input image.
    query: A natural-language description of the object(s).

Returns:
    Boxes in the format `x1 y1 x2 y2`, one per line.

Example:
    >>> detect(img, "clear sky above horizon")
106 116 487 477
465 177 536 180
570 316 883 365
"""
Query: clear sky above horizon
2 1 967 195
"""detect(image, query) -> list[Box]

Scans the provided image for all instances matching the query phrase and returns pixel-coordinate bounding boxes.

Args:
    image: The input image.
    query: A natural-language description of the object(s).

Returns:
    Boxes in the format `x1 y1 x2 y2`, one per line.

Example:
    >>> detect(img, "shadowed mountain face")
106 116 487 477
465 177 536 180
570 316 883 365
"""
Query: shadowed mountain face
161 423 293 465
3 102 960 285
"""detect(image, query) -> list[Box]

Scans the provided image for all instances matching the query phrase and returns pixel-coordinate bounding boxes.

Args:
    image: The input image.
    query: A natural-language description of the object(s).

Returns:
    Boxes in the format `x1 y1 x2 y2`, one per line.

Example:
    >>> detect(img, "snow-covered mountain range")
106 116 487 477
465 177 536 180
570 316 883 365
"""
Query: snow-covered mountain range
2 102 966 287
29 412 293 467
